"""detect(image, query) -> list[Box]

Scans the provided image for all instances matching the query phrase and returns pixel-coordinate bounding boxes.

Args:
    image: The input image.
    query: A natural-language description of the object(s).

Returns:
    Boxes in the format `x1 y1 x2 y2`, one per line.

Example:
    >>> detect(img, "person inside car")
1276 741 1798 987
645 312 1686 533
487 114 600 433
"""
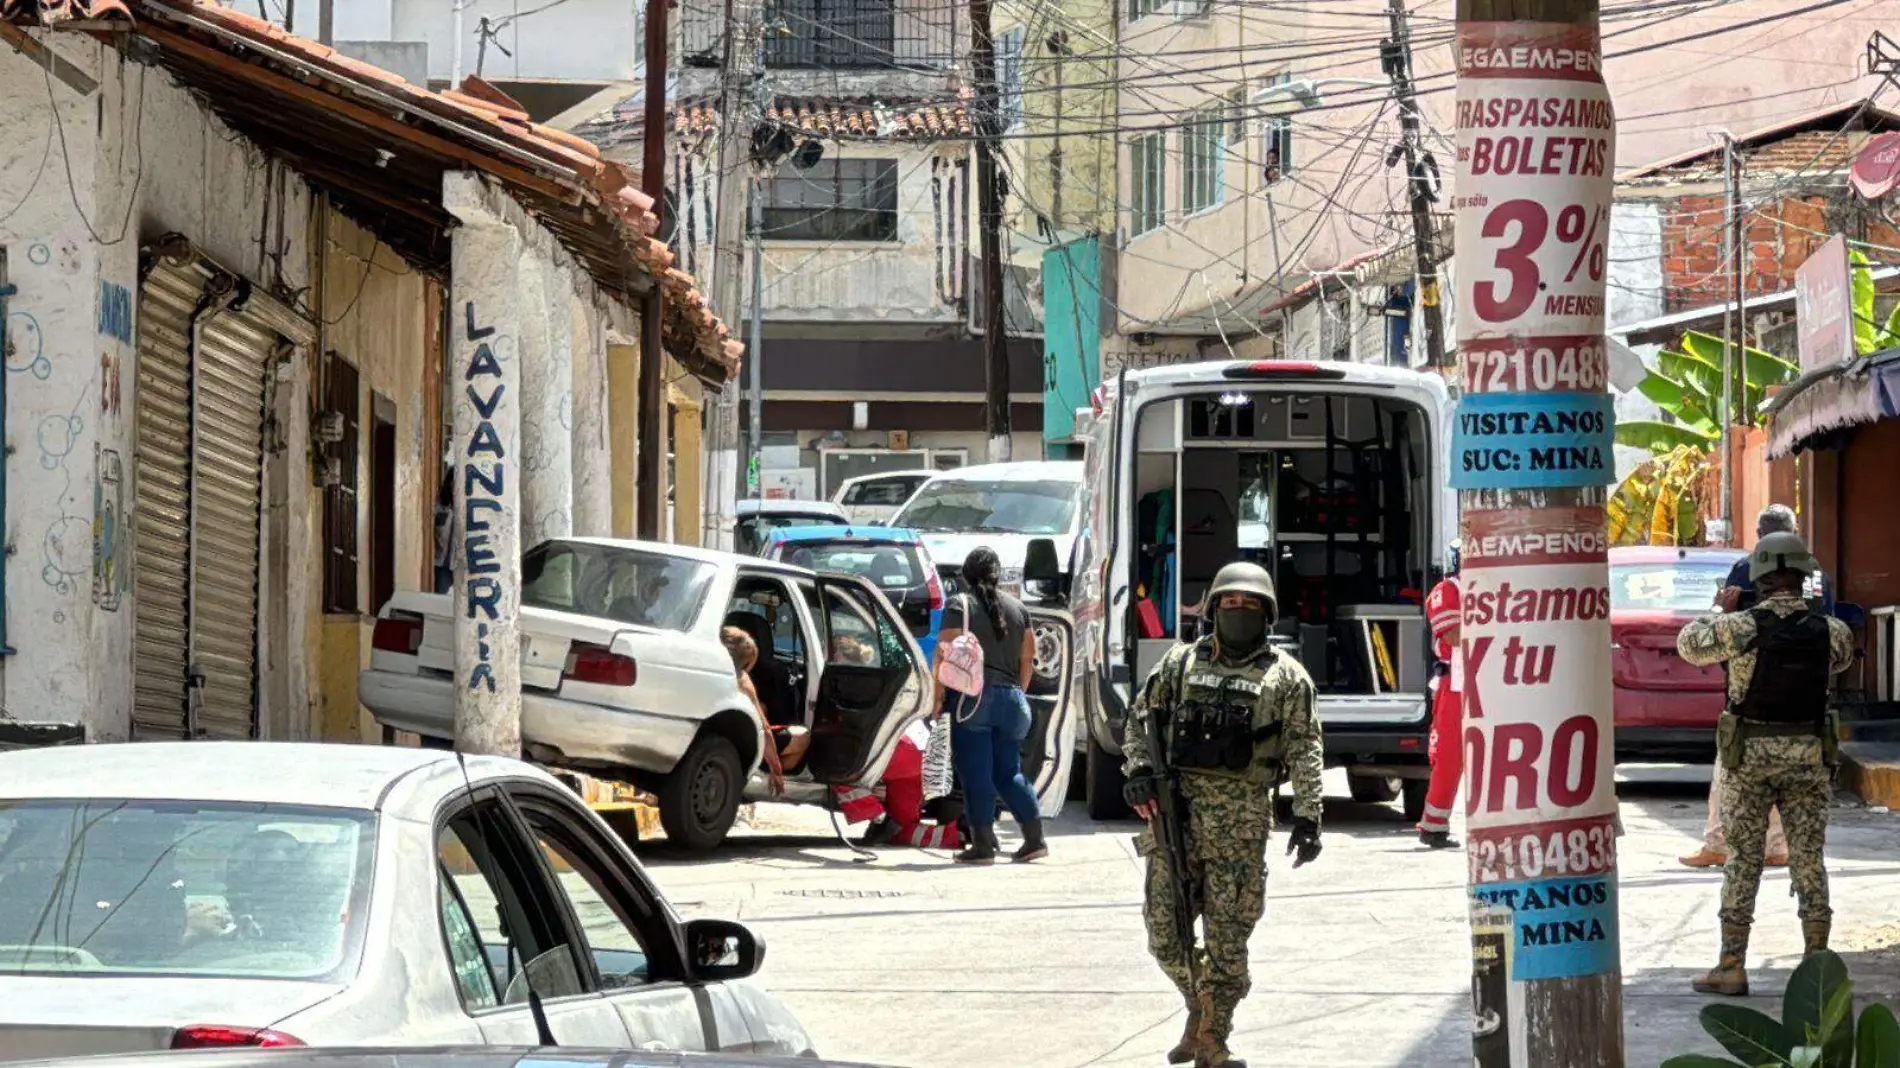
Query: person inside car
723 619 807 794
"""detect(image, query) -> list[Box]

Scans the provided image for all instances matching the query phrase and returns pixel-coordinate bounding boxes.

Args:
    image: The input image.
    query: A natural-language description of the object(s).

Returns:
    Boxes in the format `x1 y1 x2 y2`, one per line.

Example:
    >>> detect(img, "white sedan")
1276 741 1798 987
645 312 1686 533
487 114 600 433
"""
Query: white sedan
359 538 935 851
0 743 812 1060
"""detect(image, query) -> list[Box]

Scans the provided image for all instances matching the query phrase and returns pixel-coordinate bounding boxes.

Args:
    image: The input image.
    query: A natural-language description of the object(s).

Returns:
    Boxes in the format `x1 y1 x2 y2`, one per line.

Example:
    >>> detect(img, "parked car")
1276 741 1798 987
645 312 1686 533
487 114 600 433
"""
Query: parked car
8 1050 889 1068
0 743 810 1059
359 538 936 851
761 525 946 663
734 500 848 556
1609 545 1743 762
831 472 933 526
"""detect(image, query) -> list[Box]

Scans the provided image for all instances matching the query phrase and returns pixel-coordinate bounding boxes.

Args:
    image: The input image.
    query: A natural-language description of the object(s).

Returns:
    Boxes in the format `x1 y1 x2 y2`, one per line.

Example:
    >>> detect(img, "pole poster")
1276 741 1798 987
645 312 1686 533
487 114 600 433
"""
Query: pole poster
1450 18 1622 998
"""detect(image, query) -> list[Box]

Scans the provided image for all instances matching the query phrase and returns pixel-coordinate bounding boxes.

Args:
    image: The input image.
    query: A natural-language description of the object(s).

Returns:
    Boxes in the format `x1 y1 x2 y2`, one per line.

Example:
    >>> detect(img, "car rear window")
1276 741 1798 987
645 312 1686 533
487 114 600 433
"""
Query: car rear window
523 541 716 631
1610 562 1733 613
0 800 374 981
736 514 841 555
780 540 927 592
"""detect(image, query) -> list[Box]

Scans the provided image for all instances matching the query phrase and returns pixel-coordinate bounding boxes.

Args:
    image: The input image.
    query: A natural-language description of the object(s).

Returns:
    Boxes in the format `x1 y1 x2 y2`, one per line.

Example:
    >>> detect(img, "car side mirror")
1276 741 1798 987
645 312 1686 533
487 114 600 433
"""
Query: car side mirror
685 918 764 981
1024 538 1064 586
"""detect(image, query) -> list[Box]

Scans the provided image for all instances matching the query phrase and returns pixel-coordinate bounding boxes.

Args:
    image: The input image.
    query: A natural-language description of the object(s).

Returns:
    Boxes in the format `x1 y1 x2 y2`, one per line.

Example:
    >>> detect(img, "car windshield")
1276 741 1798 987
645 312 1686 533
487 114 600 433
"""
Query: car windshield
523 541 715 631
736 514 839 555
0 799 373 980
894 479 1080 535
1610 561 1734 613
779 540 927 592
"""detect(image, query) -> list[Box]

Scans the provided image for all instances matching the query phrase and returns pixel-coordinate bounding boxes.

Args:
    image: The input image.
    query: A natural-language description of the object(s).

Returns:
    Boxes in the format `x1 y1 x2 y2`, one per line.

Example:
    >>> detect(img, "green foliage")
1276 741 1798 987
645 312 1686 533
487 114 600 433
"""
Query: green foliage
1847 249 1900 356
1664 951 1900 1068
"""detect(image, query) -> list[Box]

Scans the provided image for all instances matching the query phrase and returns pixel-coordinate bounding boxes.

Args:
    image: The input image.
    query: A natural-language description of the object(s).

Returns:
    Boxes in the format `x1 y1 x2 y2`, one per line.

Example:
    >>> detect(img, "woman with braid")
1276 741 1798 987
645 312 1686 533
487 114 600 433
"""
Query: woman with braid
936 547 1046 865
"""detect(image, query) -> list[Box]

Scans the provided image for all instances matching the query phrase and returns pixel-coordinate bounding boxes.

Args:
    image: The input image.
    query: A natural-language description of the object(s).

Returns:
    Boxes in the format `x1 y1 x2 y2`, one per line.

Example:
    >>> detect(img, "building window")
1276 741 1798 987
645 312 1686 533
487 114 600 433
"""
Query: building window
1182 104 1225 214
1262 73 1295 184
1130 131 1166 237
321 353 361 615
765 0 896 68
1127 0 1166 22
369 392 398 615
762 158 900 242
998 27 1025 131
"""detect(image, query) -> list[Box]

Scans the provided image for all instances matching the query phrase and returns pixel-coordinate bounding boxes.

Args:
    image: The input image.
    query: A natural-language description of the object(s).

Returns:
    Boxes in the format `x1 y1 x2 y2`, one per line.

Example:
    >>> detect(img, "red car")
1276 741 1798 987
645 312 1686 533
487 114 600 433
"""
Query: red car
1610 546 1743 762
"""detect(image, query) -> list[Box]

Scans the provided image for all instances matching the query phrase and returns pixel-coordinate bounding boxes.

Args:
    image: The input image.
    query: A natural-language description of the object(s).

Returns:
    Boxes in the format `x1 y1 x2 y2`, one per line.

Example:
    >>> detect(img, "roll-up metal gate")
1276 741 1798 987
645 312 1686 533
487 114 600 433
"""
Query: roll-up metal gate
133 252 299 740
132 262 200 739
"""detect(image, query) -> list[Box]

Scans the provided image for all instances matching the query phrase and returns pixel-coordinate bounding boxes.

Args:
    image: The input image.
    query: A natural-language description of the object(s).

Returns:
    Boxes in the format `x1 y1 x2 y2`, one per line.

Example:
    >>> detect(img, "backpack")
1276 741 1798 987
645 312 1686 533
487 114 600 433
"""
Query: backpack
936 594 987 699
1734 607 1833 725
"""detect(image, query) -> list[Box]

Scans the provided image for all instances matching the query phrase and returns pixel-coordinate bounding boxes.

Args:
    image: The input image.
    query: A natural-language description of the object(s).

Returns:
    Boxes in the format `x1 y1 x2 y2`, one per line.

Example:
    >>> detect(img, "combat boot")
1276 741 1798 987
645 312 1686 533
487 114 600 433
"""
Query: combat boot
1165 1003 1200 1065
1691 923 1751 997
1803 921 1831 956
1193 996 1246 1068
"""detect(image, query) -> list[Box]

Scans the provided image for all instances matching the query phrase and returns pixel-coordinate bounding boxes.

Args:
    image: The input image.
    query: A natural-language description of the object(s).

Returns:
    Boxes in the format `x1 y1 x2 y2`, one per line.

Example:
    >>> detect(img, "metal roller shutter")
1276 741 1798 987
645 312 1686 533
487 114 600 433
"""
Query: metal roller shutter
190 309 273 739
132 262 200 739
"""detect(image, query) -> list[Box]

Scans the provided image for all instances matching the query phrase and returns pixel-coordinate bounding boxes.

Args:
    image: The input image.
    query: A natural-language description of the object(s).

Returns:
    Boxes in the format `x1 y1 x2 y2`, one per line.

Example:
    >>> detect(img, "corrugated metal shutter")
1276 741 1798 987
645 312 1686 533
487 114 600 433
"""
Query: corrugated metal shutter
190 308 273 739
132 262 199 739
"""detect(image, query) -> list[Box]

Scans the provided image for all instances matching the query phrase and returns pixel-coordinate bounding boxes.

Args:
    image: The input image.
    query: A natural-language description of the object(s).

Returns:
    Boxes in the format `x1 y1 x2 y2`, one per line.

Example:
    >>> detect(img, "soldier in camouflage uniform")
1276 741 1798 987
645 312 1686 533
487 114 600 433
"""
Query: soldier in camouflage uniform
1122 562 1325 1068
1677 532 1854 997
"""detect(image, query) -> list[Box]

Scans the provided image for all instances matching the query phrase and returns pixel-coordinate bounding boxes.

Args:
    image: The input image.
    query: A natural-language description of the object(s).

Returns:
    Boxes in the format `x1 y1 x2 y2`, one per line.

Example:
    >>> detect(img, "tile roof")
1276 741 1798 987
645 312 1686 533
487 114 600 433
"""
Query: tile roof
576 93 973 151
1620 99 1900 184
1 0 738 382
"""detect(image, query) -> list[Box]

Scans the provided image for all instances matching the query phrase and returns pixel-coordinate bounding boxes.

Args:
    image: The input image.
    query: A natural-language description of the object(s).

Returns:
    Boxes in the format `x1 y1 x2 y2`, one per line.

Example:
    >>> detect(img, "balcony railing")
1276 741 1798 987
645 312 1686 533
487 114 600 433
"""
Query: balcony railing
680 0 960 71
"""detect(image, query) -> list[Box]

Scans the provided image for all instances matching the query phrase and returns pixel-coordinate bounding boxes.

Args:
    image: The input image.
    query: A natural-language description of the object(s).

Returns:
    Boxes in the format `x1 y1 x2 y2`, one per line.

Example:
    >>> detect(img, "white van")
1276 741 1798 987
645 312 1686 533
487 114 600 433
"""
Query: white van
1064 360 1456 820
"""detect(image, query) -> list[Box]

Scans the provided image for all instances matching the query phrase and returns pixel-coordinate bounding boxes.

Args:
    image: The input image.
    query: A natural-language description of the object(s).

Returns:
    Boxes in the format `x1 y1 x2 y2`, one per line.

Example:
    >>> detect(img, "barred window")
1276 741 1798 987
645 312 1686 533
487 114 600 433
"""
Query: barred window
1182 104 1226 214
1130 132 1166 237
762 158 900 242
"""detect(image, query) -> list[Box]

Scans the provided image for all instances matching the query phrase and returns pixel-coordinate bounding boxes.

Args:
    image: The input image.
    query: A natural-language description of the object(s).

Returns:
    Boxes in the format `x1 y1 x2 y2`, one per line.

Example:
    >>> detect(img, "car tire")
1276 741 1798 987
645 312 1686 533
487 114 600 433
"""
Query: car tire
1401 777 1429 824
1348 773 1401 804
1085 735 1131 821
659 735 743 853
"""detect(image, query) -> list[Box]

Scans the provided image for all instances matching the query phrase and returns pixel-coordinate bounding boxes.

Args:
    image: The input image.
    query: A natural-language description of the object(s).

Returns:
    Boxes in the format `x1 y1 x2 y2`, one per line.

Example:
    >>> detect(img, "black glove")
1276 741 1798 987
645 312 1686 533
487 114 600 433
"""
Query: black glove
1123 771 1157 810
1286 818 1322 868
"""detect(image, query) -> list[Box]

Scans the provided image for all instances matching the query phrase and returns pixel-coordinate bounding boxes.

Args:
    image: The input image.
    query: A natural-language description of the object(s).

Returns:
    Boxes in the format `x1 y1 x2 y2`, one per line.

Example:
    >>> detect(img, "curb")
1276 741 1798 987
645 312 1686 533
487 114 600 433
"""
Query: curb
567 772 664 841
1838 742 1900 809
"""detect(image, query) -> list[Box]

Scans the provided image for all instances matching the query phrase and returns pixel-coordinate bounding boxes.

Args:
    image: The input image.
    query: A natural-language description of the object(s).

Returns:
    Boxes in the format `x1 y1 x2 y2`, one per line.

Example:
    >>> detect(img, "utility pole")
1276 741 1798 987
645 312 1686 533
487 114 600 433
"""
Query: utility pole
636 0 670 540
316 0 332 45
1721 133 1745 534
747 174 765 492
1452 2 1623 1066
702 0 761 548
1384 0 1447 369
971 0 1011 463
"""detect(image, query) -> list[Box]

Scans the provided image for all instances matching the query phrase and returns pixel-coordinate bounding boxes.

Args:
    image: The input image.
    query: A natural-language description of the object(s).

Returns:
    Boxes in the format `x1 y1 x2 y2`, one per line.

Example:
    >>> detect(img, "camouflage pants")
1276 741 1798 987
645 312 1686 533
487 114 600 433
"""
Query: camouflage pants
1140 773 1272 1037
1719 734 1832 928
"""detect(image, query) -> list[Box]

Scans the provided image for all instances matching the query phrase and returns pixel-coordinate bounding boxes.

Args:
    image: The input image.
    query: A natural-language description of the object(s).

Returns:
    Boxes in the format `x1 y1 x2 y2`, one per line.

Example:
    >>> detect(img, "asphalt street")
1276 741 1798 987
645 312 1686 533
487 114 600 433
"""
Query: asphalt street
637 768 1900 1068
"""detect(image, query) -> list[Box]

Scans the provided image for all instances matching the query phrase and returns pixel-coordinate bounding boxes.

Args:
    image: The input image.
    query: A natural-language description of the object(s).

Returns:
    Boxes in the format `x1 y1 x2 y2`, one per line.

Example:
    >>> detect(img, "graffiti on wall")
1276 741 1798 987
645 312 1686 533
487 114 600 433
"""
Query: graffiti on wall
40 389 91 598
92 445 125 612
99 352 122 418
97 281 132 344
462 301 507 694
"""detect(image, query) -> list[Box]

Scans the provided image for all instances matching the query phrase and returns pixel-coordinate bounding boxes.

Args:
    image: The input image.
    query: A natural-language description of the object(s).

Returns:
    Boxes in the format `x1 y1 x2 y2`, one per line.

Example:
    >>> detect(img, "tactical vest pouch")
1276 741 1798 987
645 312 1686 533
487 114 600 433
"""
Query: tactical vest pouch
1170 700 1255 772
1822 709 1842 768
1735 608 1833 725
1717 713 1743 771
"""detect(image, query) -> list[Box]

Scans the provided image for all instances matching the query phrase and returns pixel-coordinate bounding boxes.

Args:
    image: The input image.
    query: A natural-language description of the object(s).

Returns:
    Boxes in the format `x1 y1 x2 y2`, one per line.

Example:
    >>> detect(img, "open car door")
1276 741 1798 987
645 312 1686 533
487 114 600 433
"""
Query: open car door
805 574 933 785
1021 606 1076 819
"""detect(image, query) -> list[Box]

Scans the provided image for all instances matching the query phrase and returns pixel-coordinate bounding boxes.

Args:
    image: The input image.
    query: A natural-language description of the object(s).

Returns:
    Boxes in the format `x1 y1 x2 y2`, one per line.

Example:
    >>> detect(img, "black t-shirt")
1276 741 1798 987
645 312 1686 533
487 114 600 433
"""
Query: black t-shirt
942 591 1031 687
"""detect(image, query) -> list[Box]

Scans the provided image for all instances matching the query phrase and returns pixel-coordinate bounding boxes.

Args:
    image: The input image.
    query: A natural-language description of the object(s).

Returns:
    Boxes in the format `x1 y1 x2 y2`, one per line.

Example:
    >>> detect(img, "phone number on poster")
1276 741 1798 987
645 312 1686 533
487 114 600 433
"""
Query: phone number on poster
1463 340 1609 394
1470 825 1615 884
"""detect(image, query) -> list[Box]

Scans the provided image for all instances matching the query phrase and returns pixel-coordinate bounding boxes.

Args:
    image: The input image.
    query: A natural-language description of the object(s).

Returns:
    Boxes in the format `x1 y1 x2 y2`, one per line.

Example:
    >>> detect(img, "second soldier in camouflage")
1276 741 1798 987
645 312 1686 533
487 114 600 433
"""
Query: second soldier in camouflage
1677 531 1853 997
1121 561 1325 1068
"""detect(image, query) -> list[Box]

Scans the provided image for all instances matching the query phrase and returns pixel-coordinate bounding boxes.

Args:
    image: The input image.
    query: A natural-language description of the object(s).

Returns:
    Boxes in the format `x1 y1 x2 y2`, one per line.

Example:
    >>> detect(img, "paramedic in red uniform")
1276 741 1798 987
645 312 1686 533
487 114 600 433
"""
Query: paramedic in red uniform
1418 541 1462 850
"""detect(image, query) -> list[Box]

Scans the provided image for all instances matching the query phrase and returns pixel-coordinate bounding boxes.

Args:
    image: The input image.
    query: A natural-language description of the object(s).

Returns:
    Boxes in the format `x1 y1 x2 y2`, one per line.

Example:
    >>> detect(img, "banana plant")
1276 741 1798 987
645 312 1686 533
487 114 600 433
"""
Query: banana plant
1614 331 1800 451
1851 248 1900 357
1663 950 1900 1068
1608 444 1712 546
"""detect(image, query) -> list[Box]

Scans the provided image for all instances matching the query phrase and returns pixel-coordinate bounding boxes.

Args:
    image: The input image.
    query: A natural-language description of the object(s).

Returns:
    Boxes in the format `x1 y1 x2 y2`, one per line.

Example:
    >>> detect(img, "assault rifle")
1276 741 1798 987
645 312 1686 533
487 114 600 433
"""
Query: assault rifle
1143 706 1202 997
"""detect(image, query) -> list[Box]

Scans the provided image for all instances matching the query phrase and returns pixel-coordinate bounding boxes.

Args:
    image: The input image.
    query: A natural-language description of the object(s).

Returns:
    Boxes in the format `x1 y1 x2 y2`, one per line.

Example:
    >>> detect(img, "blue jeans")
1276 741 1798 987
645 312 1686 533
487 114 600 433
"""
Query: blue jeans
950 683 1041 832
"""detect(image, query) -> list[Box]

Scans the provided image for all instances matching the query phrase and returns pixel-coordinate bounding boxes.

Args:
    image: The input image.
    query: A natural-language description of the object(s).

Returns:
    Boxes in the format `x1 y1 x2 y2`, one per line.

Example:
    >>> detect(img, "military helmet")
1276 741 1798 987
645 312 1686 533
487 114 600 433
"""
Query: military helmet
1749 531 1820 583
1207 561 1278 624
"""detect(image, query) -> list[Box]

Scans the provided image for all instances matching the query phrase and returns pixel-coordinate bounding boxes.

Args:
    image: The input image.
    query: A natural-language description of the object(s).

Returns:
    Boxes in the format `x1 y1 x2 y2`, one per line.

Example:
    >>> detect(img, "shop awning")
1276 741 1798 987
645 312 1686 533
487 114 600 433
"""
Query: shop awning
1762 348 1900 459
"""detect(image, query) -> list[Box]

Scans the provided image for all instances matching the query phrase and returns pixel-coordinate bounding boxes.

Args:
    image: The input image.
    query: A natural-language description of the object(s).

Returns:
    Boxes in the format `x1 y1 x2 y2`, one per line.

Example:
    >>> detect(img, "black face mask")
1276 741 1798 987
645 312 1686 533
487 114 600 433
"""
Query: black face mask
1215 608 1266 655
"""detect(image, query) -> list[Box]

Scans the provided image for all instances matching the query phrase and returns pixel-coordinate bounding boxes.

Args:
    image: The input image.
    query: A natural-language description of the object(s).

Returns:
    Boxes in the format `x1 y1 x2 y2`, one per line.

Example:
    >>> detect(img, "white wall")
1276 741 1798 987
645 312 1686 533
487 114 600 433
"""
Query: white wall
390 0 638 83
0 39 312 739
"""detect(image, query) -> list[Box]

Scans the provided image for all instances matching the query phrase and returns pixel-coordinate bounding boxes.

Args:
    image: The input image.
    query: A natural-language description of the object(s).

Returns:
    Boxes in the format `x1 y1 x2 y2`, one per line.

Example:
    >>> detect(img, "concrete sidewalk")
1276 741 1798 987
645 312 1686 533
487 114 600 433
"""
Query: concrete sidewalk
639 772 1900 1068
1840 741 1900 810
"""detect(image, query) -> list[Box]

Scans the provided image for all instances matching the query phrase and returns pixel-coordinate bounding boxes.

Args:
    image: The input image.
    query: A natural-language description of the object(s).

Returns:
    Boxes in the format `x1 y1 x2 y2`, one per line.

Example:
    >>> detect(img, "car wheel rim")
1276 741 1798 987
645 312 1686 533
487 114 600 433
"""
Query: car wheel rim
693 760 730 827
1033 623 1063 679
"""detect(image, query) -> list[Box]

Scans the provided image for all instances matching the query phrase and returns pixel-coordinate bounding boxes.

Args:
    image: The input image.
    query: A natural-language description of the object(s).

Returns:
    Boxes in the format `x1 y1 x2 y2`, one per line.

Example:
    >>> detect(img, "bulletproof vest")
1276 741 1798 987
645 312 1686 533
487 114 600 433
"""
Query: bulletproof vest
1167 639 1280 773
1733 607 1832 725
